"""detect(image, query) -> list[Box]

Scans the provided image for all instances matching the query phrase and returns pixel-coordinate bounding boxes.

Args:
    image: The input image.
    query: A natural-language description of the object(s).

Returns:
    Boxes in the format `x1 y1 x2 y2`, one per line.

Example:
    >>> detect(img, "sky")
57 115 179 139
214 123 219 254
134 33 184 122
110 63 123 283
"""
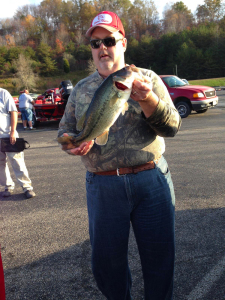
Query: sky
0 0 206 20
0 0 41 19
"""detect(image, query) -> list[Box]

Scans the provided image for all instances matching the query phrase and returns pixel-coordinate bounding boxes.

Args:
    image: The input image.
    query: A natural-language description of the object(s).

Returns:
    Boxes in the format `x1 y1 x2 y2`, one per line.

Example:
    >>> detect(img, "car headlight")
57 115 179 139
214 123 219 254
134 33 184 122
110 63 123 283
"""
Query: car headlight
193 93 204 98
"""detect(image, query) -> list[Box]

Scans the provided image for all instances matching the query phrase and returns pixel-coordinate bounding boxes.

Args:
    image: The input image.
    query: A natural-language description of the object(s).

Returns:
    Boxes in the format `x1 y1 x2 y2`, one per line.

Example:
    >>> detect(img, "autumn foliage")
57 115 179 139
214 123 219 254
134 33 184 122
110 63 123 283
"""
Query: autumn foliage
0 0 224 82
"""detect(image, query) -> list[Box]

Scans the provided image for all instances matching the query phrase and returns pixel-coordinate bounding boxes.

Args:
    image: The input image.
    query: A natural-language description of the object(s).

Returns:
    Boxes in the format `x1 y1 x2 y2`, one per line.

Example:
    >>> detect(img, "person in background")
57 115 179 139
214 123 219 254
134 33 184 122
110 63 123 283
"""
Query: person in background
0 87 36 199
18 89 36 130
58 11 181 300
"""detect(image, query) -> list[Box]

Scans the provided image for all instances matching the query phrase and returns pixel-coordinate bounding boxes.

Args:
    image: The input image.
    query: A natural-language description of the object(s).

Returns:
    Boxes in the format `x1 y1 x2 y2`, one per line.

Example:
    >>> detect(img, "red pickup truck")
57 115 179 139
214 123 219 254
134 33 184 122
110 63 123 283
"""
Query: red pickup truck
159 75 218 118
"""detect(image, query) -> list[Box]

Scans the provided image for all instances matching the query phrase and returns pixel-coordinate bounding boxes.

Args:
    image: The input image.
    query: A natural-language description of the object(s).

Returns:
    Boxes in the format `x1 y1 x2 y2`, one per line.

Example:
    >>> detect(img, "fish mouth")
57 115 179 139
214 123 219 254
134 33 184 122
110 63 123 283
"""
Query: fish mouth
115 81 129 90
114 75 134 90
113 67 134 90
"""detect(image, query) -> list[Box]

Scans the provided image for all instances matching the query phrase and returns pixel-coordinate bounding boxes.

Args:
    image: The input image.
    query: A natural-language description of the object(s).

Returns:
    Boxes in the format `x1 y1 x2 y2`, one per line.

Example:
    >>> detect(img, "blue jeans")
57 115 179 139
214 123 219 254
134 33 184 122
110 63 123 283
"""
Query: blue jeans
86 156 175 300
20 107 33 121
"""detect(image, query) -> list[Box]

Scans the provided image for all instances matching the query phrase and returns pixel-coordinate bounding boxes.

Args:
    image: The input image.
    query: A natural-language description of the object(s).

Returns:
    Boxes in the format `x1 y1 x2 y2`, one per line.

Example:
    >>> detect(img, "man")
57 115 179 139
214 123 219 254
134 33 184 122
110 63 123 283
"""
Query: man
18 89 35 130
58 11 181 300
0 88 36 199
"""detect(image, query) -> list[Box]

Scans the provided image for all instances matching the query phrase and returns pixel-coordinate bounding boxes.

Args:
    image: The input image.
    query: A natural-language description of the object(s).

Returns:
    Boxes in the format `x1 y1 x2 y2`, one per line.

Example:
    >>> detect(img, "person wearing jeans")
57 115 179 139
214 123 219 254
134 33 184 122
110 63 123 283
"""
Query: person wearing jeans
0 88 36 199
18 89 35 130
86 156 175 299
58 11 181 299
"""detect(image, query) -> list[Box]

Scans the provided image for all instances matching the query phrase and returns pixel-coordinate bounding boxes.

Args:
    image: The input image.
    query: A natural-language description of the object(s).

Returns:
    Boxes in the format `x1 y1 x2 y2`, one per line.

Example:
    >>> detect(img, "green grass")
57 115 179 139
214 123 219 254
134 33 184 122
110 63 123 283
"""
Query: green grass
189 77 225 87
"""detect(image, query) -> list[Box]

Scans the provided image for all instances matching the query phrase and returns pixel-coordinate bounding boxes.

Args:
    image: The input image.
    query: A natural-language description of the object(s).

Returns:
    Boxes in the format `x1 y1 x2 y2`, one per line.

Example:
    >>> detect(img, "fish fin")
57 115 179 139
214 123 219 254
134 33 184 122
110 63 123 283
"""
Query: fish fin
95 130 109 145
121 102 129 115
76 111 86 131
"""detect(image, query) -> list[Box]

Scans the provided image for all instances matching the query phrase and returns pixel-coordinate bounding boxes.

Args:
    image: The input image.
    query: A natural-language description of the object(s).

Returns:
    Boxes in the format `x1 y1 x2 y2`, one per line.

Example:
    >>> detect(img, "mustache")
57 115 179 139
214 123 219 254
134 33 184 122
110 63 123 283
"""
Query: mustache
99 51 111 59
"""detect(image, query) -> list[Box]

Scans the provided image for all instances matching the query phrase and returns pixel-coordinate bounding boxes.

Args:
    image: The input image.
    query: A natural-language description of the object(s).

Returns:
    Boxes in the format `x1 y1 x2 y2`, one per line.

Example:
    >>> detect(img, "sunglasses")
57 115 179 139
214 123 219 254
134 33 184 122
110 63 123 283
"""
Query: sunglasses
90 37 123 49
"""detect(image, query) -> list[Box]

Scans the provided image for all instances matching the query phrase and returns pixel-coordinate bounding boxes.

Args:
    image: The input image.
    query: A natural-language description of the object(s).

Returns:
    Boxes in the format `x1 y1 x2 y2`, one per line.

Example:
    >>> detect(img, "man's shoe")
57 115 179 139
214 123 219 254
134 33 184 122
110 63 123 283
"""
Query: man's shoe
29 127 36 130
3 189 14 197
24 190 36 199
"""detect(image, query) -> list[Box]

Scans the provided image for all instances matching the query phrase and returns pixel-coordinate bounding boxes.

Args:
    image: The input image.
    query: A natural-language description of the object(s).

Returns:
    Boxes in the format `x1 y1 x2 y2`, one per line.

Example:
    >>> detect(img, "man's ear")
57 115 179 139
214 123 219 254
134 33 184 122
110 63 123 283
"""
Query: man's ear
122 38 127 52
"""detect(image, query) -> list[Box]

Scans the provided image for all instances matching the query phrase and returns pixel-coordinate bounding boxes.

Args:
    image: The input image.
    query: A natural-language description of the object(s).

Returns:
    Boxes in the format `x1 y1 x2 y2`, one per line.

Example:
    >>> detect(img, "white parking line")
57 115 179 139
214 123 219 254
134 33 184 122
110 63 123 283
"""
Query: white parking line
187 255 225 300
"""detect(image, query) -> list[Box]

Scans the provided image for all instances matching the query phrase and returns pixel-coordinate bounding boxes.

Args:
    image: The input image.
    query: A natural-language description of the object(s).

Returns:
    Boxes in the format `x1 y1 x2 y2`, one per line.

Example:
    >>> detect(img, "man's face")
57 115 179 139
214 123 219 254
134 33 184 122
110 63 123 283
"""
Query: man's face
91 27 127 77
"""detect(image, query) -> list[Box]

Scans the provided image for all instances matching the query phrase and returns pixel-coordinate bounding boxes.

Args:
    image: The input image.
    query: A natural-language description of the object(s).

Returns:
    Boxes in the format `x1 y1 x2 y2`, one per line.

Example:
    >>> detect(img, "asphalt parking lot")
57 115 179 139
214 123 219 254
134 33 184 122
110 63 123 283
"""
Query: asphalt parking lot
1 91 225 300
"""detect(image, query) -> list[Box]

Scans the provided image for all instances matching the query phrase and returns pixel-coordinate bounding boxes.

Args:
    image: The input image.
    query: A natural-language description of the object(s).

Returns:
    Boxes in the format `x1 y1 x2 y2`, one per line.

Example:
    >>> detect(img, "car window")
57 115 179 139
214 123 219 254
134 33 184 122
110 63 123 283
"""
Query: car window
163 76 186 87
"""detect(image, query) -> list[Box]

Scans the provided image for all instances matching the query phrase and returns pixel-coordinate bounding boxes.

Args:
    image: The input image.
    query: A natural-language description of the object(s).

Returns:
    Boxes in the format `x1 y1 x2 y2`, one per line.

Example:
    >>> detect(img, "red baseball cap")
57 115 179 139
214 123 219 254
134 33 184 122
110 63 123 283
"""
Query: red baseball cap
86 11 125 38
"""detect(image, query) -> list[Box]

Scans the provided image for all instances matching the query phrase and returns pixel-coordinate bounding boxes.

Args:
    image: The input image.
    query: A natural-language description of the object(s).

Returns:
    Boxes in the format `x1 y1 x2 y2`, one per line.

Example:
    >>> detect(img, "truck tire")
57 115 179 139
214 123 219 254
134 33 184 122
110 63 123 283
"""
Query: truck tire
196 108 208 114
175 101 191 118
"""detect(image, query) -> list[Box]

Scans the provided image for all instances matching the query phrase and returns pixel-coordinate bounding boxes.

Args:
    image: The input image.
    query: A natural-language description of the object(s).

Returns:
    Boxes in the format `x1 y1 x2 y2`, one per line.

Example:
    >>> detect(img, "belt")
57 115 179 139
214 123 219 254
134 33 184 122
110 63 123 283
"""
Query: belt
94 158 160 176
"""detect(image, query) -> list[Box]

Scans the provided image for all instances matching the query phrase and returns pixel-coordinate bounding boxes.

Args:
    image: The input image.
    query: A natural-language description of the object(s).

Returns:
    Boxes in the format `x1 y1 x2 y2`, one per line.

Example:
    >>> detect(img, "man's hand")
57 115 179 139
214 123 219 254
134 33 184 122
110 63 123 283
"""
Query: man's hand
61 133 94 156
10 131 16 145
131 77 153 100
130 67 159 118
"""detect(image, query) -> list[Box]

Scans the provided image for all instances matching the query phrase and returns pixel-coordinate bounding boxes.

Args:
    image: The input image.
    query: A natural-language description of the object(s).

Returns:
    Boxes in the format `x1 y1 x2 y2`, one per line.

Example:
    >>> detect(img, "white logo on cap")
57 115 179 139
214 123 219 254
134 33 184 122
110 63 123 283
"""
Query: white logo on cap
92 14 112 26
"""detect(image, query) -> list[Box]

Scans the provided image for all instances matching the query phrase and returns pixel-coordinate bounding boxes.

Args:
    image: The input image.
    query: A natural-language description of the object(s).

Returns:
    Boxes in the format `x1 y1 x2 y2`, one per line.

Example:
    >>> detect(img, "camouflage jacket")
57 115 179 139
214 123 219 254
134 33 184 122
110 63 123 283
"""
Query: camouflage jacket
58 67 181 172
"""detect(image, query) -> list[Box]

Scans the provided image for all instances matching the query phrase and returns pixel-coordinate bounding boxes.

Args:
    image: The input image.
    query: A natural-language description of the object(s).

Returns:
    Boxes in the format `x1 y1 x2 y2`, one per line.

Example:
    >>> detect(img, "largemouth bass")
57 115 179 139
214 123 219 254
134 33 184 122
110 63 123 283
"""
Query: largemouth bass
58 65 135 148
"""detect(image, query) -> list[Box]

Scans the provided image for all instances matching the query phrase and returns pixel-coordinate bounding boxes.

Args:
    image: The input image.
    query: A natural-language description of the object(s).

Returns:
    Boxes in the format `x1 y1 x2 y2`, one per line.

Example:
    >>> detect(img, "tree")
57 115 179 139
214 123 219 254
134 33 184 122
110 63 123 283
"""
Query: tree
23 46 36 60
63 58 70 73
0 56 6 74
37 41 53 58
0 46 8 58
128 0 159 39
40 0 64 31
125 37 139 65
37 41 57 75
63 52 76 71
7 47 22 62
41 56 57 75
74 44 92 61
196 0 225 23
5 35 16 46
13 53 38 90
195 5 209 23
14 4 37 20
162 1 194 34
55 24 70 46
55 38 65 56
76 1 97 35
94 0 131 11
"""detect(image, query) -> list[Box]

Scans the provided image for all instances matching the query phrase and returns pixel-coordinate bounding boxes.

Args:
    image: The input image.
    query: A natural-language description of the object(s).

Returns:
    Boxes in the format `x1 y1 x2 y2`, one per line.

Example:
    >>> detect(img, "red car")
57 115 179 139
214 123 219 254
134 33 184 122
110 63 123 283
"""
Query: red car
160 75 218 118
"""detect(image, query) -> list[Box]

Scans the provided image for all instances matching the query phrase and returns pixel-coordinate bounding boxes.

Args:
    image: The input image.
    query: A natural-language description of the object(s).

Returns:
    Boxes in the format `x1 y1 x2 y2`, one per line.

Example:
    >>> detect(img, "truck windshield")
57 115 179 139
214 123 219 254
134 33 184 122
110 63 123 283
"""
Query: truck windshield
163 76 187 87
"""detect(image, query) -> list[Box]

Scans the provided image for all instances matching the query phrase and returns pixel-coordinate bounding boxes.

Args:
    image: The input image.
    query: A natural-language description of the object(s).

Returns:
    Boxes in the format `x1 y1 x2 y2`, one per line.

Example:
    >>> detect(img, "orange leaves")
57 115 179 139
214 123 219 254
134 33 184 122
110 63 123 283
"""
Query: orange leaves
55 38 65 55
5 35 15 46
21 14 36 28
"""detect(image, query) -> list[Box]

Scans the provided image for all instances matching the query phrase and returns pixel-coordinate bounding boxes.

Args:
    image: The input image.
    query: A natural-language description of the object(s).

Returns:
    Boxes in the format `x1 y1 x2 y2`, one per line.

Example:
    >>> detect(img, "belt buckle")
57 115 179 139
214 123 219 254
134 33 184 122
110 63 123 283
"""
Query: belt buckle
116 168 120 176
